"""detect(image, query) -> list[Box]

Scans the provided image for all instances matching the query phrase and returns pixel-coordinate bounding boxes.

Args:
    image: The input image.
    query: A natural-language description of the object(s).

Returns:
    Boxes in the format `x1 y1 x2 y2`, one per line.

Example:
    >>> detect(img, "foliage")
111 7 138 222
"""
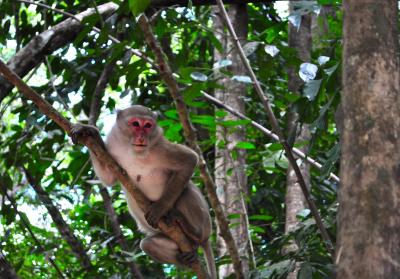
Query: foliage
0 0 342 278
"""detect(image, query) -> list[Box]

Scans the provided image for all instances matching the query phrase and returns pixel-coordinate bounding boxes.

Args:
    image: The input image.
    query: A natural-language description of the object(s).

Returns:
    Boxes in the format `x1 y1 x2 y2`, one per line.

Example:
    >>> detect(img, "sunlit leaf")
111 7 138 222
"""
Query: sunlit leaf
213 59 232 69
190 72 208 81
231 75 252 84
299 62 318 82
318 55 330 65
264 45 280 57
243 41 260 56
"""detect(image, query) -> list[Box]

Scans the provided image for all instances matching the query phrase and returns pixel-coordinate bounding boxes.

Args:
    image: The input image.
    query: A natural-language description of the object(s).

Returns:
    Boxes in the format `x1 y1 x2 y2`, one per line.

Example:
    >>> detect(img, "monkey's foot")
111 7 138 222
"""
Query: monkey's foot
177 250 198 266
71 124 101 145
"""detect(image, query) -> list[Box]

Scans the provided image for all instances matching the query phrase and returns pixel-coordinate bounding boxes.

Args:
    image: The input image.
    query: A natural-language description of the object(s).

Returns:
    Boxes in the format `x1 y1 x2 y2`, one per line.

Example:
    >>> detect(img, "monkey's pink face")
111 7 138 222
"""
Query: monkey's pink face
127 117 155 150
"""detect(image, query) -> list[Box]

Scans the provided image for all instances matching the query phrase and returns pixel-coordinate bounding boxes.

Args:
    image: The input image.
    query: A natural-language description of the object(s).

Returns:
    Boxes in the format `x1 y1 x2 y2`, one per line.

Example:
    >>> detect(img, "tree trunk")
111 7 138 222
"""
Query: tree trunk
337 1 400 278
213 4 250 277
0 251 20 279
284 3 312 279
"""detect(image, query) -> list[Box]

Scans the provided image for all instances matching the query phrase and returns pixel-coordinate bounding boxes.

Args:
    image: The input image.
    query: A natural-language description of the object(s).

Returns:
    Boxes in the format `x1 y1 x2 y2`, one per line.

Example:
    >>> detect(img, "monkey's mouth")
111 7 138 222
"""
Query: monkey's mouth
132 144 147 147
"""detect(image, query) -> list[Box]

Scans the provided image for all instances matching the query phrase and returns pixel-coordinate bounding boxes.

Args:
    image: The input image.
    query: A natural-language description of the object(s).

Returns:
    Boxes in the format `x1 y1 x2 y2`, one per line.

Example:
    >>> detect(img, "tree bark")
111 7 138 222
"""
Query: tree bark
284 3 312 279
23 168 93 271
213 4 251 277
337 1 400 278
0 2 118 104
0 251 20 279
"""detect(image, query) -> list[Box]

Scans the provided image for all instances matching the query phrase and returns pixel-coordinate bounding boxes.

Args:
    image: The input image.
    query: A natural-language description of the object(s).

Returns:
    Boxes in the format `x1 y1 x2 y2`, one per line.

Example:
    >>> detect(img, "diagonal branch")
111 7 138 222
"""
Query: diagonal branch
137 14 245 278
0 2 118 103
0 1 153 105
22 167 93 271
215 0 334 253
0 60 204 278
201 92 340 183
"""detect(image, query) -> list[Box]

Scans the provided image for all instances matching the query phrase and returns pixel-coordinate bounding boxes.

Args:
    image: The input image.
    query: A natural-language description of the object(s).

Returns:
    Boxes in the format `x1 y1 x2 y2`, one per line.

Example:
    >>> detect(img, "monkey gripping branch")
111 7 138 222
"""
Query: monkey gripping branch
0 60 208 279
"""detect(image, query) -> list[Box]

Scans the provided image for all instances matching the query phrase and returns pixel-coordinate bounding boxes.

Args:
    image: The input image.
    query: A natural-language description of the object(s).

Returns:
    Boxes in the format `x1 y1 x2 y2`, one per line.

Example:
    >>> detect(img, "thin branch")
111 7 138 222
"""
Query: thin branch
215 0 334 253
0 188 66 279
201 92 340 183
22 167 93 271
0 60 202 278
137 14 244 279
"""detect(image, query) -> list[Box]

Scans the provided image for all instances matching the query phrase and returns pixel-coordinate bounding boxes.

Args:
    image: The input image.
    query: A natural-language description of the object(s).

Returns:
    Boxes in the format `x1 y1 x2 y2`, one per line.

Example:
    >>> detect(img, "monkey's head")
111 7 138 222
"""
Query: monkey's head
116 105 161 153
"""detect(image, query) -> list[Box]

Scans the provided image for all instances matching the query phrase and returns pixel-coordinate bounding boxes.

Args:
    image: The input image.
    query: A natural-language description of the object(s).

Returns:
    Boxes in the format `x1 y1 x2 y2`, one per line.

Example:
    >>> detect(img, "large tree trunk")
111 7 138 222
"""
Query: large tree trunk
337 1 400 278
284 3 312 279
213 4 250 277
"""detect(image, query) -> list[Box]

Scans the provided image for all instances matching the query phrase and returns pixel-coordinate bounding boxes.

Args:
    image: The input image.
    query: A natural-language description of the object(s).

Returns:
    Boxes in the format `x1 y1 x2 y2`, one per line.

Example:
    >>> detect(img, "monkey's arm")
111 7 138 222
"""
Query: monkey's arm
145 144 198 228
72 124 117 186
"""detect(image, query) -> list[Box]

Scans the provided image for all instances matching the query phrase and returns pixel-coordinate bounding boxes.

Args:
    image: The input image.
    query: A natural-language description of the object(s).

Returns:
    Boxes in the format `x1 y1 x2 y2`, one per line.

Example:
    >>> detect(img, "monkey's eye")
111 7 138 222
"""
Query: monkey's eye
132 121 140 127
144 122 152 129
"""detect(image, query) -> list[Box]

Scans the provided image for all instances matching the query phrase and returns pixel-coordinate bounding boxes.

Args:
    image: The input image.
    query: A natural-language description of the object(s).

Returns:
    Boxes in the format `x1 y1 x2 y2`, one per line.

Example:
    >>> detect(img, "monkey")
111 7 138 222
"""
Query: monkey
71 105 216 278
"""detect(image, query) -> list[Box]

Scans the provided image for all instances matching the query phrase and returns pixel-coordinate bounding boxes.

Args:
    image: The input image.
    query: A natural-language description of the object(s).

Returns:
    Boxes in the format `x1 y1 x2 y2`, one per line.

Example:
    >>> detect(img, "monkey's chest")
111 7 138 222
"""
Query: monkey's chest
126 164 168 202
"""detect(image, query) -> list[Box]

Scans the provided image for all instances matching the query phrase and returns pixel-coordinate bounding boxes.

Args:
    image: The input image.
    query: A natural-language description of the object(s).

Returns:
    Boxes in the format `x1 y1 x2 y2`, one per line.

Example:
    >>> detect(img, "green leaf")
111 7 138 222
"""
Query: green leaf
249 215 273 221
236 141 256 149
129 0 150 16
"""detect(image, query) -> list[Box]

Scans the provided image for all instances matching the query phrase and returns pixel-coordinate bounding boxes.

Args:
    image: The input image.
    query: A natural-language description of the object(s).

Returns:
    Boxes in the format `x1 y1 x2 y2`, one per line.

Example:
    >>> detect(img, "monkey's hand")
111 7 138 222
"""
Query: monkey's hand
71 124 102 146
145 201 171 228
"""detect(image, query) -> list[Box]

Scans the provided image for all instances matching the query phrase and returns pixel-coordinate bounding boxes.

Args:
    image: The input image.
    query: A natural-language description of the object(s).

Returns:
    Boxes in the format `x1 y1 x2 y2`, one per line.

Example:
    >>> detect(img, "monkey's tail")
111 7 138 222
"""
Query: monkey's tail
203 239 217 279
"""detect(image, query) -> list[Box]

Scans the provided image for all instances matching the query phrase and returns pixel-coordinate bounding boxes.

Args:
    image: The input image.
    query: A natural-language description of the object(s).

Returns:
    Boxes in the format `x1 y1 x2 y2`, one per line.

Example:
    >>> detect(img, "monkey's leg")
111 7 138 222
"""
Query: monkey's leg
140 234 197 266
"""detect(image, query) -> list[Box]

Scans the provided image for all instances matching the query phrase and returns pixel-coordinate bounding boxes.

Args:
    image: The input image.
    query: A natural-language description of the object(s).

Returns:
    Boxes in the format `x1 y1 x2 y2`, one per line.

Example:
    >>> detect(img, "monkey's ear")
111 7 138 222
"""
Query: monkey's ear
116 109 122 119
152 110 161 120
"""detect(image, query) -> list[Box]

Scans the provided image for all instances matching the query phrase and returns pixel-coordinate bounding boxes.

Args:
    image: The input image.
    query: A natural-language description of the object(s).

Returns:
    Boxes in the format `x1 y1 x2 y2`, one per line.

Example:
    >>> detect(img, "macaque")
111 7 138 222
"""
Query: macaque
72 105 216 278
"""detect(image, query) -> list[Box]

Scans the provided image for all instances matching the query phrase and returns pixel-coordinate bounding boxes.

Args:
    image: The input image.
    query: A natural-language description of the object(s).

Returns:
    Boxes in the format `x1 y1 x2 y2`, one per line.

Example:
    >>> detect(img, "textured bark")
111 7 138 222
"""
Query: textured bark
213 4 250 278
23 169 93 271
0 251 20 279
137 15 245 278
337 1 400 278
0 2 118 104
284 4 312 279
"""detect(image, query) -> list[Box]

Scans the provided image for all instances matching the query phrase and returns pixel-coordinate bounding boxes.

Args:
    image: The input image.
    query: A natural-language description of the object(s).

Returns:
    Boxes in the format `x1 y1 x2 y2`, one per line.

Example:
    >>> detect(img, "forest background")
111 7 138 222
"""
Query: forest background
0 0 398 279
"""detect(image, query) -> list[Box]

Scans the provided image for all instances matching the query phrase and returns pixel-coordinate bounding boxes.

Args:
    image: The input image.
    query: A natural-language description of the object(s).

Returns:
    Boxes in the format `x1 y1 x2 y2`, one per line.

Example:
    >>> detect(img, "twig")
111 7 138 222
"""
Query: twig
137 14 244 278
0 60 200 277
215 0 334 253
201 92 340 183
